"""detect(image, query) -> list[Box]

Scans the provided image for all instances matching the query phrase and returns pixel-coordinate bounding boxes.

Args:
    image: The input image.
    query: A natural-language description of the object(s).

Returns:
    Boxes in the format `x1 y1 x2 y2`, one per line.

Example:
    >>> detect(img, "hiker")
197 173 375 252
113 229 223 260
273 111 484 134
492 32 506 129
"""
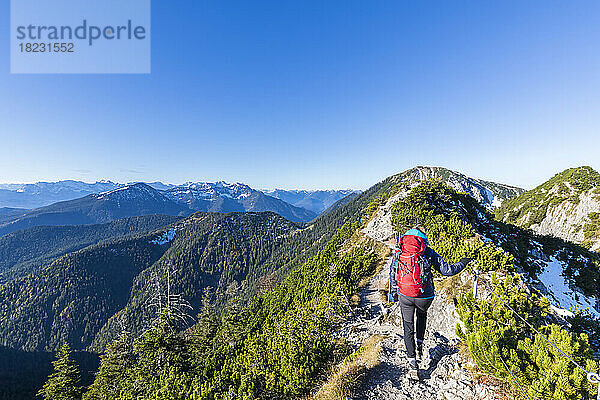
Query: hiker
389 225 471 379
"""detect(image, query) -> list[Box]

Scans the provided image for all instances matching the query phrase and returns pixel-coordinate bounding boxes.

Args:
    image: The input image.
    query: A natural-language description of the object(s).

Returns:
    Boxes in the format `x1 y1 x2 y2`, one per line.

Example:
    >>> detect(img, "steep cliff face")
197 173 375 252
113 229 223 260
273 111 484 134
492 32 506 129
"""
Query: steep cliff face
532 191 600 251
496 166 600 251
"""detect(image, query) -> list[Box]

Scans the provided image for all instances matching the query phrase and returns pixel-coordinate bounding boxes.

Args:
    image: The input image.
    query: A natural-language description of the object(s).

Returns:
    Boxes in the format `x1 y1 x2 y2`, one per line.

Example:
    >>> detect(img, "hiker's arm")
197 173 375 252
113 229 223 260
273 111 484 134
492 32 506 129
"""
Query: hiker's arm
426 248 469 276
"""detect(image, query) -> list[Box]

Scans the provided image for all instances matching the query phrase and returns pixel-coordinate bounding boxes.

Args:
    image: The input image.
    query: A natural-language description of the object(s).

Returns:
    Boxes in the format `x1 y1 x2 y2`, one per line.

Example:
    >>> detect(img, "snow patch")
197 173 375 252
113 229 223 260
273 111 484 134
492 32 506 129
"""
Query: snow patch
151 228 177 245
96 186 130 198
491 196 502 208
538 257 599 318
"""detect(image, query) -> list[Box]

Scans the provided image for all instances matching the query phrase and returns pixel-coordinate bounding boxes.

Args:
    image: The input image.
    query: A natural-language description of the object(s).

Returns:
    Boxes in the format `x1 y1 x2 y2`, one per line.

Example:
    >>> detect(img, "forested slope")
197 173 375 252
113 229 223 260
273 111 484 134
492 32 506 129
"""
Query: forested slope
0 172 399 350
91 212 302 350
79 222 377 399
0 214 181 282
0 212 303 352
0 234 167 351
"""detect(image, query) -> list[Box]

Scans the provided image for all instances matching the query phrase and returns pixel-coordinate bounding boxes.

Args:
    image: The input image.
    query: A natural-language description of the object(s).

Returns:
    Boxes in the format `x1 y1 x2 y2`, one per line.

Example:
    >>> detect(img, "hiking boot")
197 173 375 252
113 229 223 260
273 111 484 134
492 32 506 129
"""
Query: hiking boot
408 358 420 380
417 343 423 360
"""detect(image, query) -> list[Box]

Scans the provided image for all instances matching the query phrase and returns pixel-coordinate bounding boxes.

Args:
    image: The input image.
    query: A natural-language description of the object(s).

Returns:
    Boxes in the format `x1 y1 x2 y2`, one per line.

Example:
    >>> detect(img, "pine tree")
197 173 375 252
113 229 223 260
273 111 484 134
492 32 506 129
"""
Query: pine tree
83 334 134 400
38 343 83 400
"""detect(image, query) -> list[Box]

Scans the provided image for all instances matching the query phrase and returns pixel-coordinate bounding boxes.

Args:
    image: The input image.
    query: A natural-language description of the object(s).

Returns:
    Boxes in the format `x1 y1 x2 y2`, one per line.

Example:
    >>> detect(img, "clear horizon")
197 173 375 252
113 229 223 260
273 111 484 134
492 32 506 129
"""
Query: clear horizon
0 163 590 191
2 1 599 190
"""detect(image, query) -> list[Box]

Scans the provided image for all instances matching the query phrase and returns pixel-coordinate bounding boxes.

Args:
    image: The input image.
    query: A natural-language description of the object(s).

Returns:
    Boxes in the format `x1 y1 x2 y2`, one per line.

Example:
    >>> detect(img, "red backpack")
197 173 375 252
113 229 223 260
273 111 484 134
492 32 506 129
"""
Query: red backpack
396 235 427 297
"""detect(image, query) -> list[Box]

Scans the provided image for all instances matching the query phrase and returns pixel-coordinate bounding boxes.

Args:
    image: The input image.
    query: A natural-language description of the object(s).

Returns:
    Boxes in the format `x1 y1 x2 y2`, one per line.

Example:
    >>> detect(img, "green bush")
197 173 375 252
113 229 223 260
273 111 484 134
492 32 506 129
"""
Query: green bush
456 274 599 399
390 181 513 272
390 181 599 398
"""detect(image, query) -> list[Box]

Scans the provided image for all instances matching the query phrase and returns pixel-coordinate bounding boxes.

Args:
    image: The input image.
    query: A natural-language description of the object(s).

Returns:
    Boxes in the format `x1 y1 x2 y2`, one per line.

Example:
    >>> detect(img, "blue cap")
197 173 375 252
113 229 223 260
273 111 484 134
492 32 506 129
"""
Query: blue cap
403 228 428 243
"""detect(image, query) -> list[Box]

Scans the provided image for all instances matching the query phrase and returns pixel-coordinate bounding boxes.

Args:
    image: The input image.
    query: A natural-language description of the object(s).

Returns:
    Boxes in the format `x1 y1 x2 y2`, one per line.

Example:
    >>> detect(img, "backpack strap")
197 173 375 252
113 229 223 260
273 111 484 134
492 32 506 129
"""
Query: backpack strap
398 253 421 285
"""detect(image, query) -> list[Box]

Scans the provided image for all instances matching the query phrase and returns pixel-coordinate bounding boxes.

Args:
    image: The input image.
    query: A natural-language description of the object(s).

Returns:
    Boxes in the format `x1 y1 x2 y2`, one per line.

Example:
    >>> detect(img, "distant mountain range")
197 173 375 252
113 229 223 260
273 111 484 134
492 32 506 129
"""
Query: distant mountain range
0 184 192 237
0 180 358 214
0 171 525 238
163 182 317 221
0 183 317 237
0 181 368 237
0 180 120 209
262 189 359 214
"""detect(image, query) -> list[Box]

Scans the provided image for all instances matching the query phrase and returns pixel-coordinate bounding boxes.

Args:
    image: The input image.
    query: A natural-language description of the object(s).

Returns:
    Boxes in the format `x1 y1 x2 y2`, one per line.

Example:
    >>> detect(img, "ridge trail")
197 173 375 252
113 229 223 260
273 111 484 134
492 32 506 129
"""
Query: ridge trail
341 193 500 400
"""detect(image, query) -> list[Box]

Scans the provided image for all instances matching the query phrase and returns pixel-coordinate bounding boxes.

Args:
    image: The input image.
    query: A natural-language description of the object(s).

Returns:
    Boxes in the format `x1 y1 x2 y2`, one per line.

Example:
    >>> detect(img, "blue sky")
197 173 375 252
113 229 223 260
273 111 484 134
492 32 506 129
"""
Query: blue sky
1 1 599 189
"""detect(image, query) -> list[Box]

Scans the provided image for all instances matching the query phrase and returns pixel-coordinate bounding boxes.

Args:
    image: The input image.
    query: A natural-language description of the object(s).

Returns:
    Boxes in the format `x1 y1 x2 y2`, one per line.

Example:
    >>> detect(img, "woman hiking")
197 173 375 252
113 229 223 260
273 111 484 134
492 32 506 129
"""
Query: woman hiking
390 225 471 380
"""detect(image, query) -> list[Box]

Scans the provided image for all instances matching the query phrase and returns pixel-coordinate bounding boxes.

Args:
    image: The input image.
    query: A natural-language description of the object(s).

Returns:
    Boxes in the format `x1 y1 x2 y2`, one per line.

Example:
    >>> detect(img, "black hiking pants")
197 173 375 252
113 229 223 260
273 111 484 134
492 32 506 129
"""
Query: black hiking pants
399 295 434 359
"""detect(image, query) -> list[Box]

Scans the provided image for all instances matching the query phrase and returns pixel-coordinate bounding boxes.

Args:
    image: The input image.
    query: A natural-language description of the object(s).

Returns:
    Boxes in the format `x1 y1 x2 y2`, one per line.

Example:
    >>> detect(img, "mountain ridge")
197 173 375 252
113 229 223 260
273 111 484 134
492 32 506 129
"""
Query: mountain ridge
262 188 359 214
0 183 193 237
393 166 525 208
0 179 352 217
496 166 600 251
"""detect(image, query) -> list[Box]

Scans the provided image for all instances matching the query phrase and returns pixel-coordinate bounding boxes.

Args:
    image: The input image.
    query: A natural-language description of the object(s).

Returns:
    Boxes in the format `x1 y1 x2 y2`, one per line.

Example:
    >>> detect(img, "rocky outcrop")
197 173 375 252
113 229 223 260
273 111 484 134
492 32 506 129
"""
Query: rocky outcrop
495 166 600 251
531 191 600 251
